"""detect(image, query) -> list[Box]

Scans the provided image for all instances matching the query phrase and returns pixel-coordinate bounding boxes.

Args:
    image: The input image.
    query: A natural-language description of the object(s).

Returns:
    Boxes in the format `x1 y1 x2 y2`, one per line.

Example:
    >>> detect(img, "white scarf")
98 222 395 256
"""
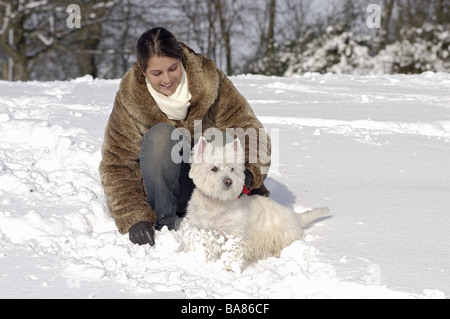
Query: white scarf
145 63 192 121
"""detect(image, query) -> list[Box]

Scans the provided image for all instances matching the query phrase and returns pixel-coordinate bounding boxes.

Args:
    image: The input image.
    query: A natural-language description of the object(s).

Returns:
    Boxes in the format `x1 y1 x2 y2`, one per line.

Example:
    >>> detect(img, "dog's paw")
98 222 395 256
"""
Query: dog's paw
218 235 246 273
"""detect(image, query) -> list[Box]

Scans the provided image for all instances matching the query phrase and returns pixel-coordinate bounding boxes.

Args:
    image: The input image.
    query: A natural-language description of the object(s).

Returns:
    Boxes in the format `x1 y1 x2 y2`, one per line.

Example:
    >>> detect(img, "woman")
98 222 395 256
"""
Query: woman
99 27 271 246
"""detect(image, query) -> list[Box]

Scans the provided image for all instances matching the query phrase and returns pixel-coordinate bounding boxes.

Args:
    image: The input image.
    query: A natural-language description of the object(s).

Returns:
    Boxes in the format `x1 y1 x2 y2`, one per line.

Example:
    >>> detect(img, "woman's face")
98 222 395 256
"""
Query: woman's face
145 56 182 96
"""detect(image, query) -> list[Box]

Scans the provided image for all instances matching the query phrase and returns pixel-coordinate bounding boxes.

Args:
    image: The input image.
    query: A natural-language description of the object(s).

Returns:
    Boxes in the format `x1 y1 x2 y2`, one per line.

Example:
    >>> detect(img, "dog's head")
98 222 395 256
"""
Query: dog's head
190 136 246 201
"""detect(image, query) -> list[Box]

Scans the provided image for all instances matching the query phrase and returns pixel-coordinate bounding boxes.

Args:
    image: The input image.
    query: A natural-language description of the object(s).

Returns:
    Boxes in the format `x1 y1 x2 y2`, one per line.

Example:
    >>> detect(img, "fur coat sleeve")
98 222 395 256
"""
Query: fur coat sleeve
99 43 271 234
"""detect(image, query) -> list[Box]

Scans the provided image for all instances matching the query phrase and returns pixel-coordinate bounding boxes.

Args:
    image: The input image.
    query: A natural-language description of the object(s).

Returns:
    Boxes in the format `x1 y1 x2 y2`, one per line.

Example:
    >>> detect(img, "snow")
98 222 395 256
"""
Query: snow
1 72 450 299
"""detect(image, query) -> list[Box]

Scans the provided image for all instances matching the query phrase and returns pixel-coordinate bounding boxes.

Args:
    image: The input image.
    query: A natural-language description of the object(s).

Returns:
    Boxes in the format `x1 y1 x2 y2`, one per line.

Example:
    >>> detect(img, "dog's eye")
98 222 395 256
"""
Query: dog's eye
230 168 234 172
211 166 218 172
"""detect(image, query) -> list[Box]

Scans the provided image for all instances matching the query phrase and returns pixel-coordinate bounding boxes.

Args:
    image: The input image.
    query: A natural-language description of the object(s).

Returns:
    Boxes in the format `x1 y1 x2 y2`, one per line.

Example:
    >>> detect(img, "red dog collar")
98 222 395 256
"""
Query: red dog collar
239 185 251 198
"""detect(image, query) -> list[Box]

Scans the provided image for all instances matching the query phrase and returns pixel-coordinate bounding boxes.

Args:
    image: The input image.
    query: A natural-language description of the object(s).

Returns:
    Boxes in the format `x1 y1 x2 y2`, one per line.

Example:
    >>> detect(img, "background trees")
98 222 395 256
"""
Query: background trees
0 0 448 81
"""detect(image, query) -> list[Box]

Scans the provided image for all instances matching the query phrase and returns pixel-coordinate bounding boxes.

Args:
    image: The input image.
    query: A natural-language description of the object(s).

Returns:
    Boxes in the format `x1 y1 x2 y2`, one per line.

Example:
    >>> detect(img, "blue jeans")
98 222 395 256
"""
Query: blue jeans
140 123 195 230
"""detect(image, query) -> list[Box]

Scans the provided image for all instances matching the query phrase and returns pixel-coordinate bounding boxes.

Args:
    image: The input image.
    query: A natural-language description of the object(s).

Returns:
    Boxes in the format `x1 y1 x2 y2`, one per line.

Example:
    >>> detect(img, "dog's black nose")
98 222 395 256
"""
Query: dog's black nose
223 178 233 187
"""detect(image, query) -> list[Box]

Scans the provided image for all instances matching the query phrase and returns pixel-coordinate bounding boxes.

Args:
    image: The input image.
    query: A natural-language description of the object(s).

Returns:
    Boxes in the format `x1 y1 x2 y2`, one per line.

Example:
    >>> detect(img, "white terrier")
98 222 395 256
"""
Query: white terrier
184 136 328 271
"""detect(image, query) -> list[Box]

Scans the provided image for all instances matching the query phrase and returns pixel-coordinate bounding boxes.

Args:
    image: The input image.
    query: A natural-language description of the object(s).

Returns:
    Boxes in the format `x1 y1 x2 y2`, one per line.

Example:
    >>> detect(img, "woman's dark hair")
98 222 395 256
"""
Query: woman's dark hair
136 27 184 73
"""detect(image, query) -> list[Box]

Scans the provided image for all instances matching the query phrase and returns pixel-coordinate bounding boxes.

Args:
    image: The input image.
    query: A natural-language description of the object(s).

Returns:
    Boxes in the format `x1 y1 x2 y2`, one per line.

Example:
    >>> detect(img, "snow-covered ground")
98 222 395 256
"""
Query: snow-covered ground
1 72 449 299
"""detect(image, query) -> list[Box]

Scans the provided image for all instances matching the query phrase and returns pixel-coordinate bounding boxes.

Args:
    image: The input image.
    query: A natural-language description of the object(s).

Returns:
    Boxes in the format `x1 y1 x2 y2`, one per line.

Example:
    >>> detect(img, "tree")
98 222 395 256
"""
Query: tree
265 0 276 58
57 1 119 78
244 0 290 76
0 0 119 81
214 0 232 75
0 0 58 81
177 0 217 60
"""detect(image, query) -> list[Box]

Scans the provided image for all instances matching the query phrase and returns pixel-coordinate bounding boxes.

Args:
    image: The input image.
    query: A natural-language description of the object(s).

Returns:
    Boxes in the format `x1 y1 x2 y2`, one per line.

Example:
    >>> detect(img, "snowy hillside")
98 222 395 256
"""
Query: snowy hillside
0 72 449 299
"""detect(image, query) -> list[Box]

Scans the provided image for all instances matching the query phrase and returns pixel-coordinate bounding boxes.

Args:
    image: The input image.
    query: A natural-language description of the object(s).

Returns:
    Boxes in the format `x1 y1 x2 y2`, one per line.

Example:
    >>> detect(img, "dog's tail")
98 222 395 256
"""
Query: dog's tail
296 207 329 228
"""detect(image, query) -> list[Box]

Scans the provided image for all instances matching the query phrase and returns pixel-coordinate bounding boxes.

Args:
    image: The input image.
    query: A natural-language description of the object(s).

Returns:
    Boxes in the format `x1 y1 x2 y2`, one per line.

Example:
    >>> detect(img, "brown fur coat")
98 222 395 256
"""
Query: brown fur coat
99 43 271 234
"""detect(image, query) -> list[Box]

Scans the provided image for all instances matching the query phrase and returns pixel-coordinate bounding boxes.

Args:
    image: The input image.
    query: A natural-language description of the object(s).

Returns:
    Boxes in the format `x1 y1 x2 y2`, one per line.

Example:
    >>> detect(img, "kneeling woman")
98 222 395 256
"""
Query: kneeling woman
99 27 271 245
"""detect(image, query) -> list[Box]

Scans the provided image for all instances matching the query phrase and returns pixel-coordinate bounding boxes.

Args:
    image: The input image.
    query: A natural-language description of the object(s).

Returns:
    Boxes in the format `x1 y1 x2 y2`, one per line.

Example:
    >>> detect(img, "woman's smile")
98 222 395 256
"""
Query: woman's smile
160 81 175 90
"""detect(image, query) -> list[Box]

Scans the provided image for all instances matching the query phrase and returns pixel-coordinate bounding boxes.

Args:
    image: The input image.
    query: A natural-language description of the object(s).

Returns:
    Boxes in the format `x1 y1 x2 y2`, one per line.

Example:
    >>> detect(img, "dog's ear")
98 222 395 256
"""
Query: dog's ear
197 136 208 158
231 138 245 164
233 138 242 152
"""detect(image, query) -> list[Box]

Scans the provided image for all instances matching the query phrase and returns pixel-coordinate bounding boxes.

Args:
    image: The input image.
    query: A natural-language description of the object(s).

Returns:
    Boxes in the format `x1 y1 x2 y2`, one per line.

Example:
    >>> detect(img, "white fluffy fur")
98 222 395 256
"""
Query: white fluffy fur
186 137 328 271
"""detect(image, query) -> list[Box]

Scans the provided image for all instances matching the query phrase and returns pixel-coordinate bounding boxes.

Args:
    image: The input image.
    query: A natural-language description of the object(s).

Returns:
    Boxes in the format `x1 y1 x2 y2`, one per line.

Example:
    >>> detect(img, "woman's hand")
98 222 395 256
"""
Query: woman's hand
129 221 155 246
